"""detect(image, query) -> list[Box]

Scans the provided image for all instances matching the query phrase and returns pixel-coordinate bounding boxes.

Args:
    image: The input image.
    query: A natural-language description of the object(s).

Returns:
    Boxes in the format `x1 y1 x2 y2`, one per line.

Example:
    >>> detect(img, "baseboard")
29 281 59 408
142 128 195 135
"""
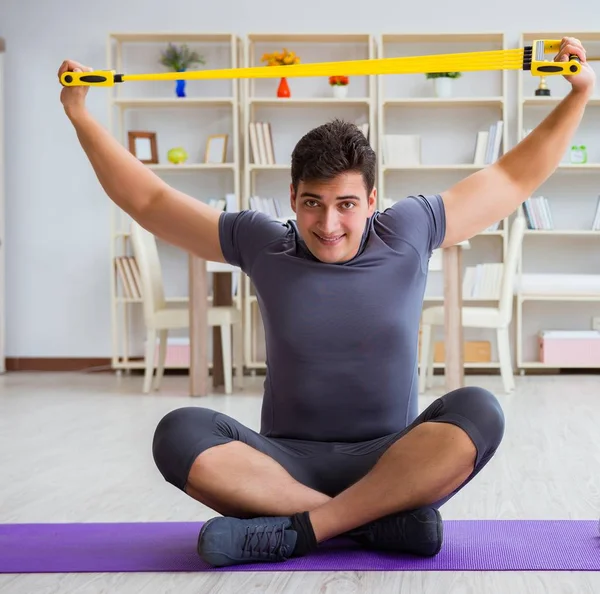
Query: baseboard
5 358 112 372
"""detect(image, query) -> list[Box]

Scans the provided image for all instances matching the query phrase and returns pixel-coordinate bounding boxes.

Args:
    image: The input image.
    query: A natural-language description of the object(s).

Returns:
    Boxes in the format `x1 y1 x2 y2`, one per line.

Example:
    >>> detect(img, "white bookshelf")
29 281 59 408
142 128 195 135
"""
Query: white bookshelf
377 32 509 370
515 31 600 371
241 32 377 370
106 32 242 371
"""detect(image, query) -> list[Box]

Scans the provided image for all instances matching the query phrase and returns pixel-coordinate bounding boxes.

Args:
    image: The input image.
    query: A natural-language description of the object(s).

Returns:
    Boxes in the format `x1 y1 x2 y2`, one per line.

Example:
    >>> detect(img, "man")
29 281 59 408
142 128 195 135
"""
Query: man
59 37 594 567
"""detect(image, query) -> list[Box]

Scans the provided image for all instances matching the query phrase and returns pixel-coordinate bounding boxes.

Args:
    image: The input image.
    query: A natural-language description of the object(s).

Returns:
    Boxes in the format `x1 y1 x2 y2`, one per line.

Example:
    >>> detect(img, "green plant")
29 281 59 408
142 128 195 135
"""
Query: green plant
425 71 462 79
159 43 205 71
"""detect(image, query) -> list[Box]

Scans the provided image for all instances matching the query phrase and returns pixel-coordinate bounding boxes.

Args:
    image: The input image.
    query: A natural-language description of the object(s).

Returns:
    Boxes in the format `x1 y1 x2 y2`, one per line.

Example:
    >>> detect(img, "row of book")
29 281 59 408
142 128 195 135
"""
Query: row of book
115 256 142 300
248 195 295 219
248 122 276 165
522 196 553 229
522 195 600 230
462 263 504 300
473 120 504 165
592 196 600 230
249 121 370 166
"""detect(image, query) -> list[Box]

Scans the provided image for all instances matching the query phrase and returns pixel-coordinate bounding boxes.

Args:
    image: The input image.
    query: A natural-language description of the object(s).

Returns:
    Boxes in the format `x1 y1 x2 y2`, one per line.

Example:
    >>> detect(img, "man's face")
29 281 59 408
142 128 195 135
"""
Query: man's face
290 172 377 264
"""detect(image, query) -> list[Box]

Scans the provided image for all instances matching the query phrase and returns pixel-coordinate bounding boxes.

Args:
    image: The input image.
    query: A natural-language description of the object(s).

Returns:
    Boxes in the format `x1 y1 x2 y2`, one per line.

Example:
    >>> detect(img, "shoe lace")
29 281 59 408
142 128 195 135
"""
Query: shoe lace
241 522 289 560
364 514 408 545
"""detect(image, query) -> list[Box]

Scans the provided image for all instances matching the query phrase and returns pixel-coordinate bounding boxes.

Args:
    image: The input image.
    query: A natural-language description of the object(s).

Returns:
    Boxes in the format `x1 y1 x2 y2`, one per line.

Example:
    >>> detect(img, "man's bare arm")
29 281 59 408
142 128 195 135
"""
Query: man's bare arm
60 59 225 262
439 37 596 248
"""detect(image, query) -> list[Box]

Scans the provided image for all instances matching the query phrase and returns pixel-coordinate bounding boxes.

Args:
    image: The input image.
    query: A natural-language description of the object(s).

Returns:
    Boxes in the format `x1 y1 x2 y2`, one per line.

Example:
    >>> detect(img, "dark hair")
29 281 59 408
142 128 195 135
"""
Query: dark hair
291 118 376 196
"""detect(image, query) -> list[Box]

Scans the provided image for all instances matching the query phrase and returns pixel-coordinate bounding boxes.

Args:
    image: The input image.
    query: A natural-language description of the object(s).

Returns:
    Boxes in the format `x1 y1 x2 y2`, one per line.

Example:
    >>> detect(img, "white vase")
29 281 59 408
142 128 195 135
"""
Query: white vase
332 85 348 99
434 77 452 98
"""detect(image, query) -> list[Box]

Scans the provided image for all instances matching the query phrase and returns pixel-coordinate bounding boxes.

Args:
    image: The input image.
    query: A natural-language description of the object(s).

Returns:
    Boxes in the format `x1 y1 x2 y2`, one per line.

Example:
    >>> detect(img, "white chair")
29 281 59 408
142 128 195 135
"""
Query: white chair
419 214 526 394
129 220 242 394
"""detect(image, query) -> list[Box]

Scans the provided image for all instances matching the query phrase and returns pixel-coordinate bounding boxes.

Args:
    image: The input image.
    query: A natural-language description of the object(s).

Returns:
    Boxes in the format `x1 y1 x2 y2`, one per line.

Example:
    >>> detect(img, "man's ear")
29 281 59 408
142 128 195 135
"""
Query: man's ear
290 182 297 213
368 187 377 214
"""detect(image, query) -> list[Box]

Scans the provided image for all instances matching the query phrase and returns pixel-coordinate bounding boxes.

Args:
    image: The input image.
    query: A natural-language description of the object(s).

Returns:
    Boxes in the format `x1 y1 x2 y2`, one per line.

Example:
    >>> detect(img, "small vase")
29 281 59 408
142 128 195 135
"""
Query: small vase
175 68 186 98
434 77 452 98
332 85 348 99
277 77 291 98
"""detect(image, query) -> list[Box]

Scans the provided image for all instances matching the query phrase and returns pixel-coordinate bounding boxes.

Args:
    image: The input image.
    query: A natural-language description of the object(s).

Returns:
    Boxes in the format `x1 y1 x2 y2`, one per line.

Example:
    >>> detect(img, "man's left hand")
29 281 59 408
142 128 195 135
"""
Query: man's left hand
555 36 596 97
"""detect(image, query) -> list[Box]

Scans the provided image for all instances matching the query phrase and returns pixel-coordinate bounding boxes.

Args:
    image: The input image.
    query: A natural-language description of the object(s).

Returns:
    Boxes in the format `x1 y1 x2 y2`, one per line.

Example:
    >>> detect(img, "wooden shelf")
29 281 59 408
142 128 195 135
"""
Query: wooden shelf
109 33 234 43
112 98 234 108
249 97 372 106
383 97 504 107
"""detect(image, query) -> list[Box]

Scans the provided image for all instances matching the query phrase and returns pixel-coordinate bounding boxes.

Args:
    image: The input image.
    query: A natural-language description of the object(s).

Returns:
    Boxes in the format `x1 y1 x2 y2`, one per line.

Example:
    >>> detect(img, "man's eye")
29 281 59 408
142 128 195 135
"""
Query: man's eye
305 200 318 207
341 202 355 209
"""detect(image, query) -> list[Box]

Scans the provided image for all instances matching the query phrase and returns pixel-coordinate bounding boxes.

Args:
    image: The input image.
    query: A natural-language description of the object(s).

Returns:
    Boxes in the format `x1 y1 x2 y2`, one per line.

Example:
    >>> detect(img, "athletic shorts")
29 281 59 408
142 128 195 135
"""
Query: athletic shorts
152 386 505 504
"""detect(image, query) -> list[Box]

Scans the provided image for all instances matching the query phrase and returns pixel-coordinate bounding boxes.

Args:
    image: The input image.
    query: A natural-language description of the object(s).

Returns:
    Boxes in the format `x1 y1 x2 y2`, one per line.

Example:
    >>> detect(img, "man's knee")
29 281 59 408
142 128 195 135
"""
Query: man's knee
152 406 218 490
440 386 505 463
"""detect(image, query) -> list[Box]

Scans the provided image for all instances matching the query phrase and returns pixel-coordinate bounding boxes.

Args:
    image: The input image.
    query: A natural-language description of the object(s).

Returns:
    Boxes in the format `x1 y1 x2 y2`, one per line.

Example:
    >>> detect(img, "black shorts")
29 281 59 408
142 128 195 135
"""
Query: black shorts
152 386 505 504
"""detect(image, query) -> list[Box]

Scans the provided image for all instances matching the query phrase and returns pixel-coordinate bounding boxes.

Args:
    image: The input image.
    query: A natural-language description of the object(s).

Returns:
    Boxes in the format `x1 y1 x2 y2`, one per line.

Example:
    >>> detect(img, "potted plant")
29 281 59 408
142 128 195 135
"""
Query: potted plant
261 48 300 97
425 71 461 98
329 75 349 99
159 43 205 98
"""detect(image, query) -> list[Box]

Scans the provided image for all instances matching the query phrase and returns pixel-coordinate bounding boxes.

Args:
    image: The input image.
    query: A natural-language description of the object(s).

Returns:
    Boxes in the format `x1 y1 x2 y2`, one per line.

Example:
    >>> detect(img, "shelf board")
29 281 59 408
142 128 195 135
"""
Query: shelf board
112 97 234 108
521 32 600 43
381 33 504 43
109 33 234 43
432 362 501 368
424 296 499 301
383 164 485 171
249 164 291 170
248 33 371 43
556 163 600 170
147 163 235 171
518 294 600 301
518 361 600 369
523 96 600 107
249 97 371 106
524 230 600 236
383 97 504 107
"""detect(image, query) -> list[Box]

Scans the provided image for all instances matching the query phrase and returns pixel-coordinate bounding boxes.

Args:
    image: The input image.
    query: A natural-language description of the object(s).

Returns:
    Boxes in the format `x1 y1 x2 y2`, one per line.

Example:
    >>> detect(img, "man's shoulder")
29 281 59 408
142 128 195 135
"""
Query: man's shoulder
219 209 300 273
372 194 446 257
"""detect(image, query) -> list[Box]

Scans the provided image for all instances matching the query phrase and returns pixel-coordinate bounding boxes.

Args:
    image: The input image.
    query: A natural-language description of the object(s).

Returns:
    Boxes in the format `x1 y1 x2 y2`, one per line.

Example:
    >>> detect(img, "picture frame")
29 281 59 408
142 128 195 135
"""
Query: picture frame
205 134 228 164
128 131 158 164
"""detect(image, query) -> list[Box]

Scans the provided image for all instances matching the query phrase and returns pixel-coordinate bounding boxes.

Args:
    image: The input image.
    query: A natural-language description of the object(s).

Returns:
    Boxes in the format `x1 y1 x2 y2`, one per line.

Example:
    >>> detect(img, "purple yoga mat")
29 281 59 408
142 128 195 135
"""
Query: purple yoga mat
0 520 598 573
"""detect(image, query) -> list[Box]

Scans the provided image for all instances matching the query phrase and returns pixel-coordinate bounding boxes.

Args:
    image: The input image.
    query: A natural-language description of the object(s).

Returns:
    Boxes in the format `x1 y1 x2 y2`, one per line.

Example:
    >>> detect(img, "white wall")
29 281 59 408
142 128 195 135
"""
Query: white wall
0 0 595 357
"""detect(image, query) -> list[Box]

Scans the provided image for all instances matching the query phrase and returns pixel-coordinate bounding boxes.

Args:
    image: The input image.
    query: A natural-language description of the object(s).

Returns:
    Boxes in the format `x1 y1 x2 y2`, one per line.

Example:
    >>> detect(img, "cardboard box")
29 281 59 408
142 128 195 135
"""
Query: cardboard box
434 340 491 363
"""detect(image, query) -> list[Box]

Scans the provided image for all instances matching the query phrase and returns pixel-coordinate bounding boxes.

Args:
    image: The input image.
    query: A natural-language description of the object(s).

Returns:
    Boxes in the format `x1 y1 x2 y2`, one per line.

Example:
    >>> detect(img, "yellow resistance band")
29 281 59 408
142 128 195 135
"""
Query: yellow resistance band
60 39 580 87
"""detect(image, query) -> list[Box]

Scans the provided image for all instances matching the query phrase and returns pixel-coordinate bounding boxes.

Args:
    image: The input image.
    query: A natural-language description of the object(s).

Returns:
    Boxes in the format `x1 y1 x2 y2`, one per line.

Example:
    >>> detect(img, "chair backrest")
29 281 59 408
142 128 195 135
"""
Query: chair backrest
129 221 166 322
498 213 526 325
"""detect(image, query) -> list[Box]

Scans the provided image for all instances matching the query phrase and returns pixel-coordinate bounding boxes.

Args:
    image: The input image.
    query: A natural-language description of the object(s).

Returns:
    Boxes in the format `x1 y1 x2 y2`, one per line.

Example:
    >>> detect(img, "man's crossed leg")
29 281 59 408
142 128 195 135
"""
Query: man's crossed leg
152 386 505 567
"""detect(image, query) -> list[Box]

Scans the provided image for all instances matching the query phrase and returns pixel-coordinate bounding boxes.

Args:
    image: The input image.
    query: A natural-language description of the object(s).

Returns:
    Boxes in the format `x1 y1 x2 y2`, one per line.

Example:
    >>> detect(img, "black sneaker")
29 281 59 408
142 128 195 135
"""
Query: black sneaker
347 507 443 557
197 516 298 567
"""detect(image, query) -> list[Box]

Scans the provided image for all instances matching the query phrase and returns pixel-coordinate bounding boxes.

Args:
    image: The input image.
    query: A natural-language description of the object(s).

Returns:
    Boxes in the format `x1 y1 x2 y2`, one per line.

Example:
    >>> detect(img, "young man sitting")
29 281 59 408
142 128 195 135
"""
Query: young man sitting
58 36 594 567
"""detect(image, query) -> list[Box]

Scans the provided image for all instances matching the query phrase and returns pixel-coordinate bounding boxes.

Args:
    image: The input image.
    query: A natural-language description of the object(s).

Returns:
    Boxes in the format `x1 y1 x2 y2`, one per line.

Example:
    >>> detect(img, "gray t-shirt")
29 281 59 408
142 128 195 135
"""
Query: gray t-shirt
219 194 446 442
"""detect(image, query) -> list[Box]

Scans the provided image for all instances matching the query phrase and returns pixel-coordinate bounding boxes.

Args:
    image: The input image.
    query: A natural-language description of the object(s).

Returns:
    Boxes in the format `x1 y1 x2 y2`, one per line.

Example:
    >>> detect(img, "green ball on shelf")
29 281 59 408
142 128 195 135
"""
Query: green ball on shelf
167 147 188 165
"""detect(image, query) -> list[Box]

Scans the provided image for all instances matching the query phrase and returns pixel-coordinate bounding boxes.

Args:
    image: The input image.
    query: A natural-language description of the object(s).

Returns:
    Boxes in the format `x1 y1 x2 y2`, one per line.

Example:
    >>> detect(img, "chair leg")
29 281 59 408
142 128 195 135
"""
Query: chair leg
143 329 157 394
233 319 244 390
419 323 432 394
153 329 168 391
496 327 515 393
427 328 436 389
220 324 233 395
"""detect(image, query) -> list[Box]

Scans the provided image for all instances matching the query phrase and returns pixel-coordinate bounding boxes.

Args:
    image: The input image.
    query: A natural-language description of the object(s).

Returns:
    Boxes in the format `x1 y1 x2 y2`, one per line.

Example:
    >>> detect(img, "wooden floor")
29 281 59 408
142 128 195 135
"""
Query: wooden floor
0 370 599 593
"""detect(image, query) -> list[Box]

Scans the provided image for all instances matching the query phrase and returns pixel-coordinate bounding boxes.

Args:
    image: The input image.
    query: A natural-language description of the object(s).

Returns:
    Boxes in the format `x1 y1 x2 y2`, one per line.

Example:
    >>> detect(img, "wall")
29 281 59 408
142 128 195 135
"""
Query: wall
0 0 595 357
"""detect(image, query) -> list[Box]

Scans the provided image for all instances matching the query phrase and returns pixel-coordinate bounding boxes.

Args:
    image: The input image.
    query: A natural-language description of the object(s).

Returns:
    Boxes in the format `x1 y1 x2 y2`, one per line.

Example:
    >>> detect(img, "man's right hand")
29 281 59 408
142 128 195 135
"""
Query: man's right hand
58 59 92 118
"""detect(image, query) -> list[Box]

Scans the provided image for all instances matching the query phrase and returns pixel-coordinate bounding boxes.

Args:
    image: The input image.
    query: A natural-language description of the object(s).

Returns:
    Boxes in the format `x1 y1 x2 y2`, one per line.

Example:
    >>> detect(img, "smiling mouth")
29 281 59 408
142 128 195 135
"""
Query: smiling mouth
314 232 345 245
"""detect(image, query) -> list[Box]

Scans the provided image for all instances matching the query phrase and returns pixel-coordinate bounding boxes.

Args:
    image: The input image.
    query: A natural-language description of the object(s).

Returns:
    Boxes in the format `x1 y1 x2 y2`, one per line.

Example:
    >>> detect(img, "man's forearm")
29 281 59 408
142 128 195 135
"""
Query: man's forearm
66 107 166 218
496 88 592 198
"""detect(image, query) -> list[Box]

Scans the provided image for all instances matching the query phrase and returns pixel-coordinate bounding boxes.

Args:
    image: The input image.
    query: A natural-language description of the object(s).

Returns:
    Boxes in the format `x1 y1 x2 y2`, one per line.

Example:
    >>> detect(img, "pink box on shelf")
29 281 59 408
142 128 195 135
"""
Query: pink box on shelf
539 330 600 366
153 338 190 367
